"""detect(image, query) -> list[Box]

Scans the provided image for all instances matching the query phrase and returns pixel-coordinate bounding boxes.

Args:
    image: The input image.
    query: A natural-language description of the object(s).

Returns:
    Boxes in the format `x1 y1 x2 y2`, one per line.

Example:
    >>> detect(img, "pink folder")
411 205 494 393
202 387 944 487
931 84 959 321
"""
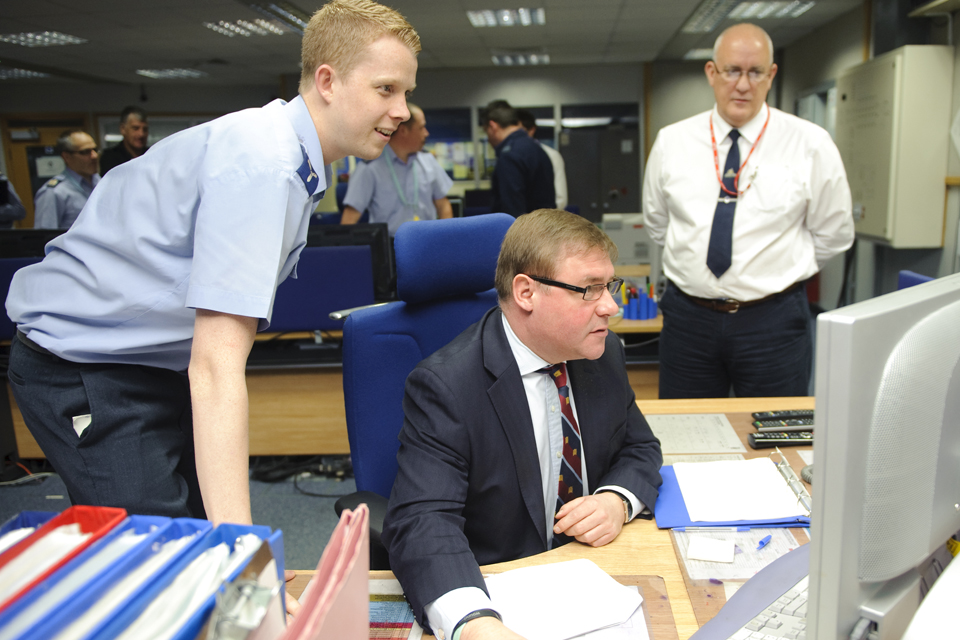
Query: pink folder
280 503 369 640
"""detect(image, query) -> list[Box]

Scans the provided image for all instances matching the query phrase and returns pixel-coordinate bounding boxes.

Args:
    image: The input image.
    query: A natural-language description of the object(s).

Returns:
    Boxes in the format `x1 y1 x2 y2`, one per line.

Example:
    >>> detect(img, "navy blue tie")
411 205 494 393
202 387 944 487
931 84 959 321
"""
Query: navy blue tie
706 129 740 279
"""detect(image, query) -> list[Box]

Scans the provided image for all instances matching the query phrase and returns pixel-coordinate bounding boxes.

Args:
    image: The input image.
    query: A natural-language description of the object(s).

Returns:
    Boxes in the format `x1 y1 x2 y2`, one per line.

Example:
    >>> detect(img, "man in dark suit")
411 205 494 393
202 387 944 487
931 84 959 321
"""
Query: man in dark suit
383 209 663 640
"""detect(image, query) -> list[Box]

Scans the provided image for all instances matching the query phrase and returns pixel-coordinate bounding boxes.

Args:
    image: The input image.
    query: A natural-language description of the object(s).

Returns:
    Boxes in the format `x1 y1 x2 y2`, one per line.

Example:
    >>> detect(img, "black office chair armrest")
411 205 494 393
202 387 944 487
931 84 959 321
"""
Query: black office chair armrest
335 490 391 570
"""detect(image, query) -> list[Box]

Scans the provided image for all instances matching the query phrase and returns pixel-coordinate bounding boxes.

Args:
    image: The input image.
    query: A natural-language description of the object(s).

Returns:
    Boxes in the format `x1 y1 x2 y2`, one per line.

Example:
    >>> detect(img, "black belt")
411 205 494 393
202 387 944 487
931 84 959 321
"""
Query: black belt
673 282 803 314
16 329 52 355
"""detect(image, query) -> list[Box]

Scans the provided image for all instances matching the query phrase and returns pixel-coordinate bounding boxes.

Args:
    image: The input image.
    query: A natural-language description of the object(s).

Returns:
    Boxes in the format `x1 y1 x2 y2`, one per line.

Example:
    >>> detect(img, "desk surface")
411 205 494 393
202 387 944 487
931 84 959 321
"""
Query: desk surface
289 396 815 640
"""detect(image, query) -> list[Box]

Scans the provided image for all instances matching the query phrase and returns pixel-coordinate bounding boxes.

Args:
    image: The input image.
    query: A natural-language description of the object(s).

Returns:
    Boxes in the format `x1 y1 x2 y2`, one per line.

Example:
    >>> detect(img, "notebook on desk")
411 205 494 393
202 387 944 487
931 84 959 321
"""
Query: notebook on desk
654 462 811 530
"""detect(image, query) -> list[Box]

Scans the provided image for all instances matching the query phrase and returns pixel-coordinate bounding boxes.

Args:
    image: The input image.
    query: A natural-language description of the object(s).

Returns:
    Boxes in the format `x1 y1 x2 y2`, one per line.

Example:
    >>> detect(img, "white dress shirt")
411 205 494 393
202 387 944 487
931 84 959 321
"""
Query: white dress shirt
643 104 854 301
424 313 642 639
538 142 568 210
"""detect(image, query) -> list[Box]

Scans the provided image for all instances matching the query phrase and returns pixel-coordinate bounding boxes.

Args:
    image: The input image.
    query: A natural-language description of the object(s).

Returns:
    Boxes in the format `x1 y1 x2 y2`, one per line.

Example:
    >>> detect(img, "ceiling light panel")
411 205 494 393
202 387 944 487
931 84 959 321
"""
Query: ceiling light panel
681 0 739 33
728 1 816 19
248 2 311 34
468 8 546 28
136 68 208 79
0 31 87 47
0 67 51 79
491 53 550 65
683 48 715 60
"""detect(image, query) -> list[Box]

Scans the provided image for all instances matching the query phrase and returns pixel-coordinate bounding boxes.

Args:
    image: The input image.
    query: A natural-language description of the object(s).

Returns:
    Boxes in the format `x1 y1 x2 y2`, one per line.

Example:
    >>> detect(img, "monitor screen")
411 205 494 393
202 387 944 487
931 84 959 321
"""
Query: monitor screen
0 228 66 258
306 223 395 301
808 273 960 639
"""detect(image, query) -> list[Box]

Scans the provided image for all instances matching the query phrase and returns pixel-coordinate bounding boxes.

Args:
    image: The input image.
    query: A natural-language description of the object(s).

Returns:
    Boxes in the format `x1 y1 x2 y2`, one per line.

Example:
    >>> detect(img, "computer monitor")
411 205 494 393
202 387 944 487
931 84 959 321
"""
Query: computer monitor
808 272 960 639
306 223 395 301
0 228 66 258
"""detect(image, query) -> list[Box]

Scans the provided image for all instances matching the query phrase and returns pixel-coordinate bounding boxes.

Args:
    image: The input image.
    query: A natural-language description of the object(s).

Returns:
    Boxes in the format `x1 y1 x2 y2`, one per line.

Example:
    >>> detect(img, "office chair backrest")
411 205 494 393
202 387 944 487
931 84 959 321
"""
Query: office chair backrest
270 246 374 333
0 258 41 340
897 270 935 290
342 213 515 498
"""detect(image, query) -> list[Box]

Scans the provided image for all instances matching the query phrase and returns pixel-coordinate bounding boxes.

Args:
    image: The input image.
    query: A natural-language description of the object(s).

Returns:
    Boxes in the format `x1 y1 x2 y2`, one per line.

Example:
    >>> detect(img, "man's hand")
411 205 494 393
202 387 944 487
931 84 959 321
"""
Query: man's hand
553 492 624 547
284 570 302 621
460 617 526 640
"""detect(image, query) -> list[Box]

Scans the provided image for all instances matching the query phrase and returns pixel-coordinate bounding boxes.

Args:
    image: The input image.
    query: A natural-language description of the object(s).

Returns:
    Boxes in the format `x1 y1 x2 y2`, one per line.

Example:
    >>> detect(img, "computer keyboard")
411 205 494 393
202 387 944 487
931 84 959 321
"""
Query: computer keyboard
728 575 808 639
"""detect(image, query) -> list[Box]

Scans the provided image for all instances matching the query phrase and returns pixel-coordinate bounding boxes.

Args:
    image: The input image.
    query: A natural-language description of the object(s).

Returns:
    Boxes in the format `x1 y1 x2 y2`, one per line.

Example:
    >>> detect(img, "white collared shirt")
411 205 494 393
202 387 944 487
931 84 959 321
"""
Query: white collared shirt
643 104 854 301
424 313 642 639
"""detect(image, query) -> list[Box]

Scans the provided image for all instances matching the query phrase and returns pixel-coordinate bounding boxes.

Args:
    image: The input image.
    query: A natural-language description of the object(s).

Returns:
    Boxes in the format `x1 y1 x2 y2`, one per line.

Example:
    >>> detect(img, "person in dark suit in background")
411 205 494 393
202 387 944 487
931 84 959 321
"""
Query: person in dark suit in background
384 209 663 640
480 101 555 217
99 106 149 175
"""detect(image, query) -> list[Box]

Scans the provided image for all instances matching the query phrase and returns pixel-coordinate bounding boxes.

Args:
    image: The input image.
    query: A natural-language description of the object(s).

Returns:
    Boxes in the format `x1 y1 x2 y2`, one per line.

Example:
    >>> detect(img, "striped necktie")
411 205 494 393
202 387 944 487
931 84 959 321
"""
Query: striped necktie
541 363 584 515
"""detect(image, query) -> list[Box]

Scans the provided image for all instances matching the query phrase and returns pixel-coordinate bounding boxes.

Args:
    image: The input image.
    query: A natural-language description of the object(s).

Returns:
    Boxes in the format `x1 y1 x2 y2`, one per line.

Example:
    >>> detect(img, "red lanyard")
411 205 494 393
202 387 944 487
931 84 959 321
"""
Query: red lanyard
710 107 770 197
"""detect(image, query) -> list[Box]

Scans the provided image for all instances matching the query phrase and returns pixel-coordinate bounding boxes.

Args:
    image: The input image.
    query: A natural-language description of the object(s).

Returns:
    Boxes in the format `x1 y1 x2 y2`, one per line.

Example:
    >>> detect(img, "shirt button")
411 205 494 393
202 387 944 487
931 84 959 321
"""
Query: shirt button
550 405 556 412
556 451 562 458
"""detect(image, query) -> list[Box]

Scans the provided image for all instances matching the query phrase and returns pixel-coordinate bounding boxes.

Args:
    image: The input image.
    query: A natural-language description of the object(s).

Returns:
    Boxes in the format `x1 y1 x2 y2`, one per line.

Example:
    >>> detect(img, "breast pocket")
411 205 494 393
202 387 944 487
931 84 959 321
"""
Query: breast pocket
748 163 808 216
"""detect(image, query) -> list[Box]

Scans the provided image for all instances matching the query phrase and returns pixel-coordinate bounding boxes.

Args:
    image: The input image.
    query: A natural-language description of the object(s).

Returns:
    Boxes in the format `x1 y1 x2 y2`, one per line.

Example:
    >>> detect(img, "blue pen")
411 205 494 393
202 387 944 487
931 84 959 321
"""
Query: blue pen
675 526 751 532
757 534 772 550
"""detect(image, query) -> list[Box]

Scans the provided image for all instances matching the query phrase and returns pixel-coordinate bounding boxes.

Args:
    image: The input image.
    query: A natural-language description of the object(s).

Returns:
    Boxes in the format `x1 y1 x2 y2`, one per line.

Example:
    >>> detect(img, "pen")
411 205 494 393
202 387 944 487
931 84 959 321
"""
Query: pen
674 526 751 532
757 534 772 550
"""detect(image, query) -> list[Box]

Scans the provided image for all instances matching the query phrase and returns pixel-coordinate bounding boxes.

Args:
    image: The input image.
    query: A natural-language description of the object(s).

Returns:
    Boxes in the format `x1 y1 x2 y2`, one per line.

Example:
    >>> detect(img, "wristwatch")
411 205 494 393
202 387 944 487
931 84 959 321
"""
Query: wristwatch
603 490 632 523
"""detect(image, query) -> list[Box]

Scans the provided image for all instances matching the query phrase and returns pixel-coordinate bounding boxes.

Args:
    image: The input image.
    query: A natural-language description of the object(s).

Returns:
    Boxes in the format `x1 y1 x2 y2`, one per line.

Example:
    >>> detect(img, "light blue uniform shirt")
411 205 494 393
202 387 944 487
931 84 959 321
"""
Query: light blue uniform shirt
7 95 330 371
33 167 100 229
343 146 452 236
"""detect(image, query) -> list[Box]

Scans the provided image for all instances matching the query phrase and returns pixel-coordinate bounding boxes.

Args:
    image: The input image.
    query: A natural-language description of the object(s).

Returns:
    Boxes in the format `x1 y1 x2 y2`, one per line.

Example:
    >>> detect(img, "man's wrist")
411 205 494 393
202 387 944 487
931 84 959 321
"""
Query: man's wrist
452 609 502 640
601 490 631 523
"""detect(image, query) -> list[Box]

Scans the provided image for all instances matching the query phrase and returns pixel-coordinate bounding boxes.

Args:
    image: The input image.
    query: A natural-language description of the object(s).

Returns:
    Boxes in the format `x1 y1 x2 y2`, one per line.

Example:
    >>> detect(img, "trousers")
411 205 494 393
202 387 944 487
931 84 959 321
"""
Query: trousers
658 282 812 399
8 334 205 518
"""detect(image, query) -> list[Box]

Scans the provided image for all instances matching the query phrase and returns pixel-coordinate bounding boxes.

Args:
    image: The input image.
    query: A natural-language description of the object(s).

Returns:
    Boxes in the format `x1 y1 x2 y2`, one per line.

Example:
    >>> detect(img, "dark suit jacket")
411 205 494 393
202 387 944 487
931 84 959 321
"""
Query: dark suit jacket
490 129 556 217
382 307 663 625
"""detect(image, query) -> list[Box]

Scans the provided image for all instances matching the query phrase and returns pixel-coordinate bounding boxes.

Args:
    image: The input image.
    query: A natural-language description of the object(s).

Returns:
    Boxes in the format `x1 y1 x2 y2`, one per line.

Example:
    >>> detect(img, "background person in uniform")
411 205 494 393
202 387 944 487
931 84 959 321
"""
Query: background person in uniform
517 108 568 210
99 106 149 175
0 172 27 229
383 209 663 640
480 101 555 218
642 23 853 399
342 102 452 235
33 130 100 229
6 0 420 529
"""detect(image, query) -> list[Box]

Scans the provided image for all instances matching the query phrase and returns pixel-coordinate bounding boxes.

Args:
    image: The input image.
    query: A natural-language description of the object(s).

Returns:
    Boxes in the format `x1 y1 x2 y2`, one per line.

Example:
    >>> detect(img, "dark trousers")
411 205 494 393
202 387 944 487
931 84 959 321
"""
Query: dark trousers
8 335 205 518
658 282 812 399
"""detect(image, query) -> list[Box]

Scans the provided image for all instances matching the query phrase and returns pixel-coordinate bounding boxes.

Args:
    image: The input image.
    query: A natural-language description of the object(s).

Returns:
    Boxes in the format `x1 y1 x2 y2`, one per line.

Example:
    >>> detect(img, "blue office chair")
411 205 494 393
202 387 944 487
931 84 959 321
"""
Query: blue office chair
337 212 514 568
897 270 935 290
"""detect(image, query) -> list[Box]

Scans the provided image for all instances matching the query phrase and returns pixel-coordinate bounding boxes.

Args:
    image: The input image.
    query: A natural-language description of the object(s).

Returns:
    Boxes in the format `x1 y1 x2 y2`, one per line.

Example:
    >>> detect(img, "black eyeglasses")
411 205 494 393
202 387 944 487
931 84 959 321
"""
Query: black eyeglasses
67 148 99 157
528 275 624 301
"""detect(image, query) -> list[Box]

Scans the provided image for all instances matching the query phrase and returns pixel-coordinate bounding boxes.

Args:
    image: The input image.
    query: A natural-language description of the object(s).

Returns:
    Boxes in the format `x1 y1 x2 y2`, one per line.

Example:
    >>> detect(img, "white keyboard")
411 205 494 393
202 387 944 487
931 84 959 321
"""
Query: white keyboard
729 575 808 640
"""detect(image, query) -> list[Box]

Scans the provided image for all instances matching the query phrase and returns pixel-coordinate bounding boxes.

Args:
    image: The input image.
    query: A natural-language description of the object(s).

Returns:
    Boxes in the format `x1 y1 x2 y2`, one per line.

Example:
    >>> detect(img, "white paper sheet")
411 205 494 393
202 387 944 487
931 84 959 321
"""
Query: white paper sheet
673 529 802 581
574 586 650 640
0 528 35 555
686 537 735 563
673 458 807 522
646 414 745 454
0 524 91 605
484 559 642 640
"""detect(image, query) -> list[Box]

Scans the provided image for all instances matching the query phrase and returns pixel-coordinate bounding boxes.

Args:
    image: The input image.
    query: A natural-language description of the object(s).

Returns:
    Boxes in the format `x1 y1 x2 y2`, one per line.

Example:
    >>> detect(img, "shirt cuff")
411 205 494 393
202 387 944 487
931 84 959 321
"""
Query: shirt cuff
594 485 644 522
424 587 498 640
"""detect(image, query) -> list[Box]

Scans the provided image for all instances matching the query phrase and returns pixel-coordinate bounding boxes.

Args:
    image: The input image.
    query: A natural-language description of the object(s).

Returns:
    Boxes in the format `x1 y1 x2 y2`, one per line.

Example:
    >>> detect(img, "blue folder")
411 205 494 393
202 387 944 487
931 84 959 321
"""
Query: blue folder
654 465 811 529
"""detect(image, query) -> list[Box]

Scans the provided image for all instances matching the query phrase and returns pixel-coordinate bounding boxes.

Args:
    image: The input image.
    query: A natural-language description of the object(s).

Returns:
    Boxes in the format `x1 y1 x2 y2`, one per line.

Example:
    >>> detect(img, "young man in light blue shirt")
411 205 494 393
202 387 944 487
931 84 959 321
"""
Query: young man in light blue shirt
6 0 421 528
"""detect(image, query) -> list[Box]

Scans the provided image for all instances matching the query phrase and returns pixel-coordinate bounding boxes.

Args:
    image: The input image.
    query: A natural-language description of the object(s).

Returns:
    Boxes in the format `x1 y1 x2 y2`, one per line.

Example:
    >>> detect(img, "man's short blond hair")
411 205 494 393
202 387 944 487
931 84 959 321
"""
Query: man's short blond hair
495 209 618 302
299 0 421 93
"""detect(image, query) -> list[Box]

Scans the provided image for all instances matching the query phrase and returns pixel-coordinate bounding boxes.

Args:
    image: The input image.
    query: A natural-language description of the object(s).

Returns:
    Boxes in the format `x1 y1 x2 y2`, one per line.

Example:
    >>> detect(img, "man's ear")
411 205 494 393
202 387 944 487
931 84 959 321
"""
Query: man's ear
513 274 536 312
314 64 336 104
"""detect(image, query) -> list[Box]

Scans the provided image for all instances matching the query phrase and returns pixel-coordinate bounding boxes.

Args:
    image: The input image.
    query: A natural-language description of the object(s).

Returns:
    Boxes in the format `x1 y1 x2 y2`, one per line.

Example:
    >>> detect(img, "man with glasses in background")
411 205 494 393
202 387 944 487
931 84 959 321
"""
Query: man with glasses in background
34 129 100 229
643 23 853 399
384 209 663 640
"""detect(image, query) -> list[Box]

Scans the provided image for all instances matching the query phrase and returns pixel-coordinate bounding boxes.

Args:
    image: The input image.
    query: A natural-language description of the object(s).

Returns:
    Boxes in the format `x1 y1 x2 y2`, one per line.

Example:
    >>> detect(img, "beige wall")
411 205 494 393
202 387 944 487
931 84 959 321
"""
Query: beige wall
646 61 715 151
781 6 866 113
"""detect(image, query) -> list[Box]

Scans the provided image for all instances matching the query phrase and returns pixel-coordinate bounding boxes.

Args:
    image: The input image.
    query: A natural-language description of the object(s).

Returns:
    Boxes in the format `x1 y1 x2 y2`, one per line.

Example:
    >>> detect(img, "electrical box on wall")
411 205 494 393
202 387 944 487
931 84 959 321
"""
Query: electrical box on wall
835 45 953 248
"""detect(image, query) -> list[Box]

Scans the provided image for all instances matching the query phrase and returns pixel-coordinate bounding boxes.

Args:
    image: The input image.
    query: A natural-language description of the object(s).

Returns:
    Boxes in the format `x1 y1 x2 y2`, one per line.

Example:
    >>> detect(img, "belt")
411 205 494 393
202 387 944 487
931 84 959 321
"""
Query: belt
16 329 52 355
673 282 803 314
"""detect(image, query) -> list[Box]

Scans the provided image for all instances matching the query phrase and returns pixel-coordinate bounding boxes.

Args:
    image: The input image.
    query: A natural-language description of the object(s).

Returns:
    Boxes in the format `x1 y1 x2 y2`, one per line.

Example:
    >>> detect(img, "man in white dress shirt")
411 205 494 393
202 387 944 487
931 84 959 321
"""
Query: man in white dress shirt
642 23 854 398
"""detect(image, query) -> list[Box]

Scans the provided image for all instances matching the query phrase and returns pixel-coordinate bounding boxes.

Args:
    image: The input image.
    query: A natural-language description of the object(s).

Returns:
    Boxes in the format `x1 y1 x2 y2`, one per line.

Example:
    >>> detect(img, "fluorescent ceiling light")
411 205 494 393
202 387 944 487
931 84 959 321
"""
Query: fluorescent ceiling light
561 117 613 128
683 48 715 60
681 0 739 33
248 2 311 34
728 1 815 19
136 68 208 79
468 8 545 28
0 31 87 47
0 67 51 79
492 53 550 66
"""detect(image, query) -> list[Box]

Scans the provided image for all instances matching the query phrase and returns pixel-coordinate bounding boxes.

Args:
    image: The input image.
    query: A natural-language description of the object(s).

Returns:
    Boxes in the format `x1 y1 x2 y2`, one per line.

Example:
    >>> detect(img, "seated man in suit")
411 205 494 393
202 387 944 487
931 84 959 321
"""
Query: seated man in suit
383 209 663 640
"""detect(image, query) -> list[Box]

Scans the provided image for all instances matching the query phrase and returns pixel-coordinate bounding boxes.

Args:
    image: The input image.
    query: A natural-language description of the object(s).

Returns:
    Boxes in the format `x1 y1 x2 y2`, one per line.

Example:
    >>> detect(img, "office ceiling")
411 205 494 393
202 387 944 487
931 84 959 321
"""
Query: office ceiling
0 0 863 86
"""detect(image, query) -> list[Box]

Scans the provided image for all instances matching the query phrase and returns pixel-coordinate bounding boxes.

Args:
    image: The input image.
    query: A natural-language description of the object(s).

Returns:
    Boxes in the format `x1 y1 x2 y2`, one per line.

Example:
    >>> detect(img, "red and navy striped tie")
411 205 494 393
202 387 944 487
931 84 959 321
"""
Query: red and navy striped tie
542 363 584 522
